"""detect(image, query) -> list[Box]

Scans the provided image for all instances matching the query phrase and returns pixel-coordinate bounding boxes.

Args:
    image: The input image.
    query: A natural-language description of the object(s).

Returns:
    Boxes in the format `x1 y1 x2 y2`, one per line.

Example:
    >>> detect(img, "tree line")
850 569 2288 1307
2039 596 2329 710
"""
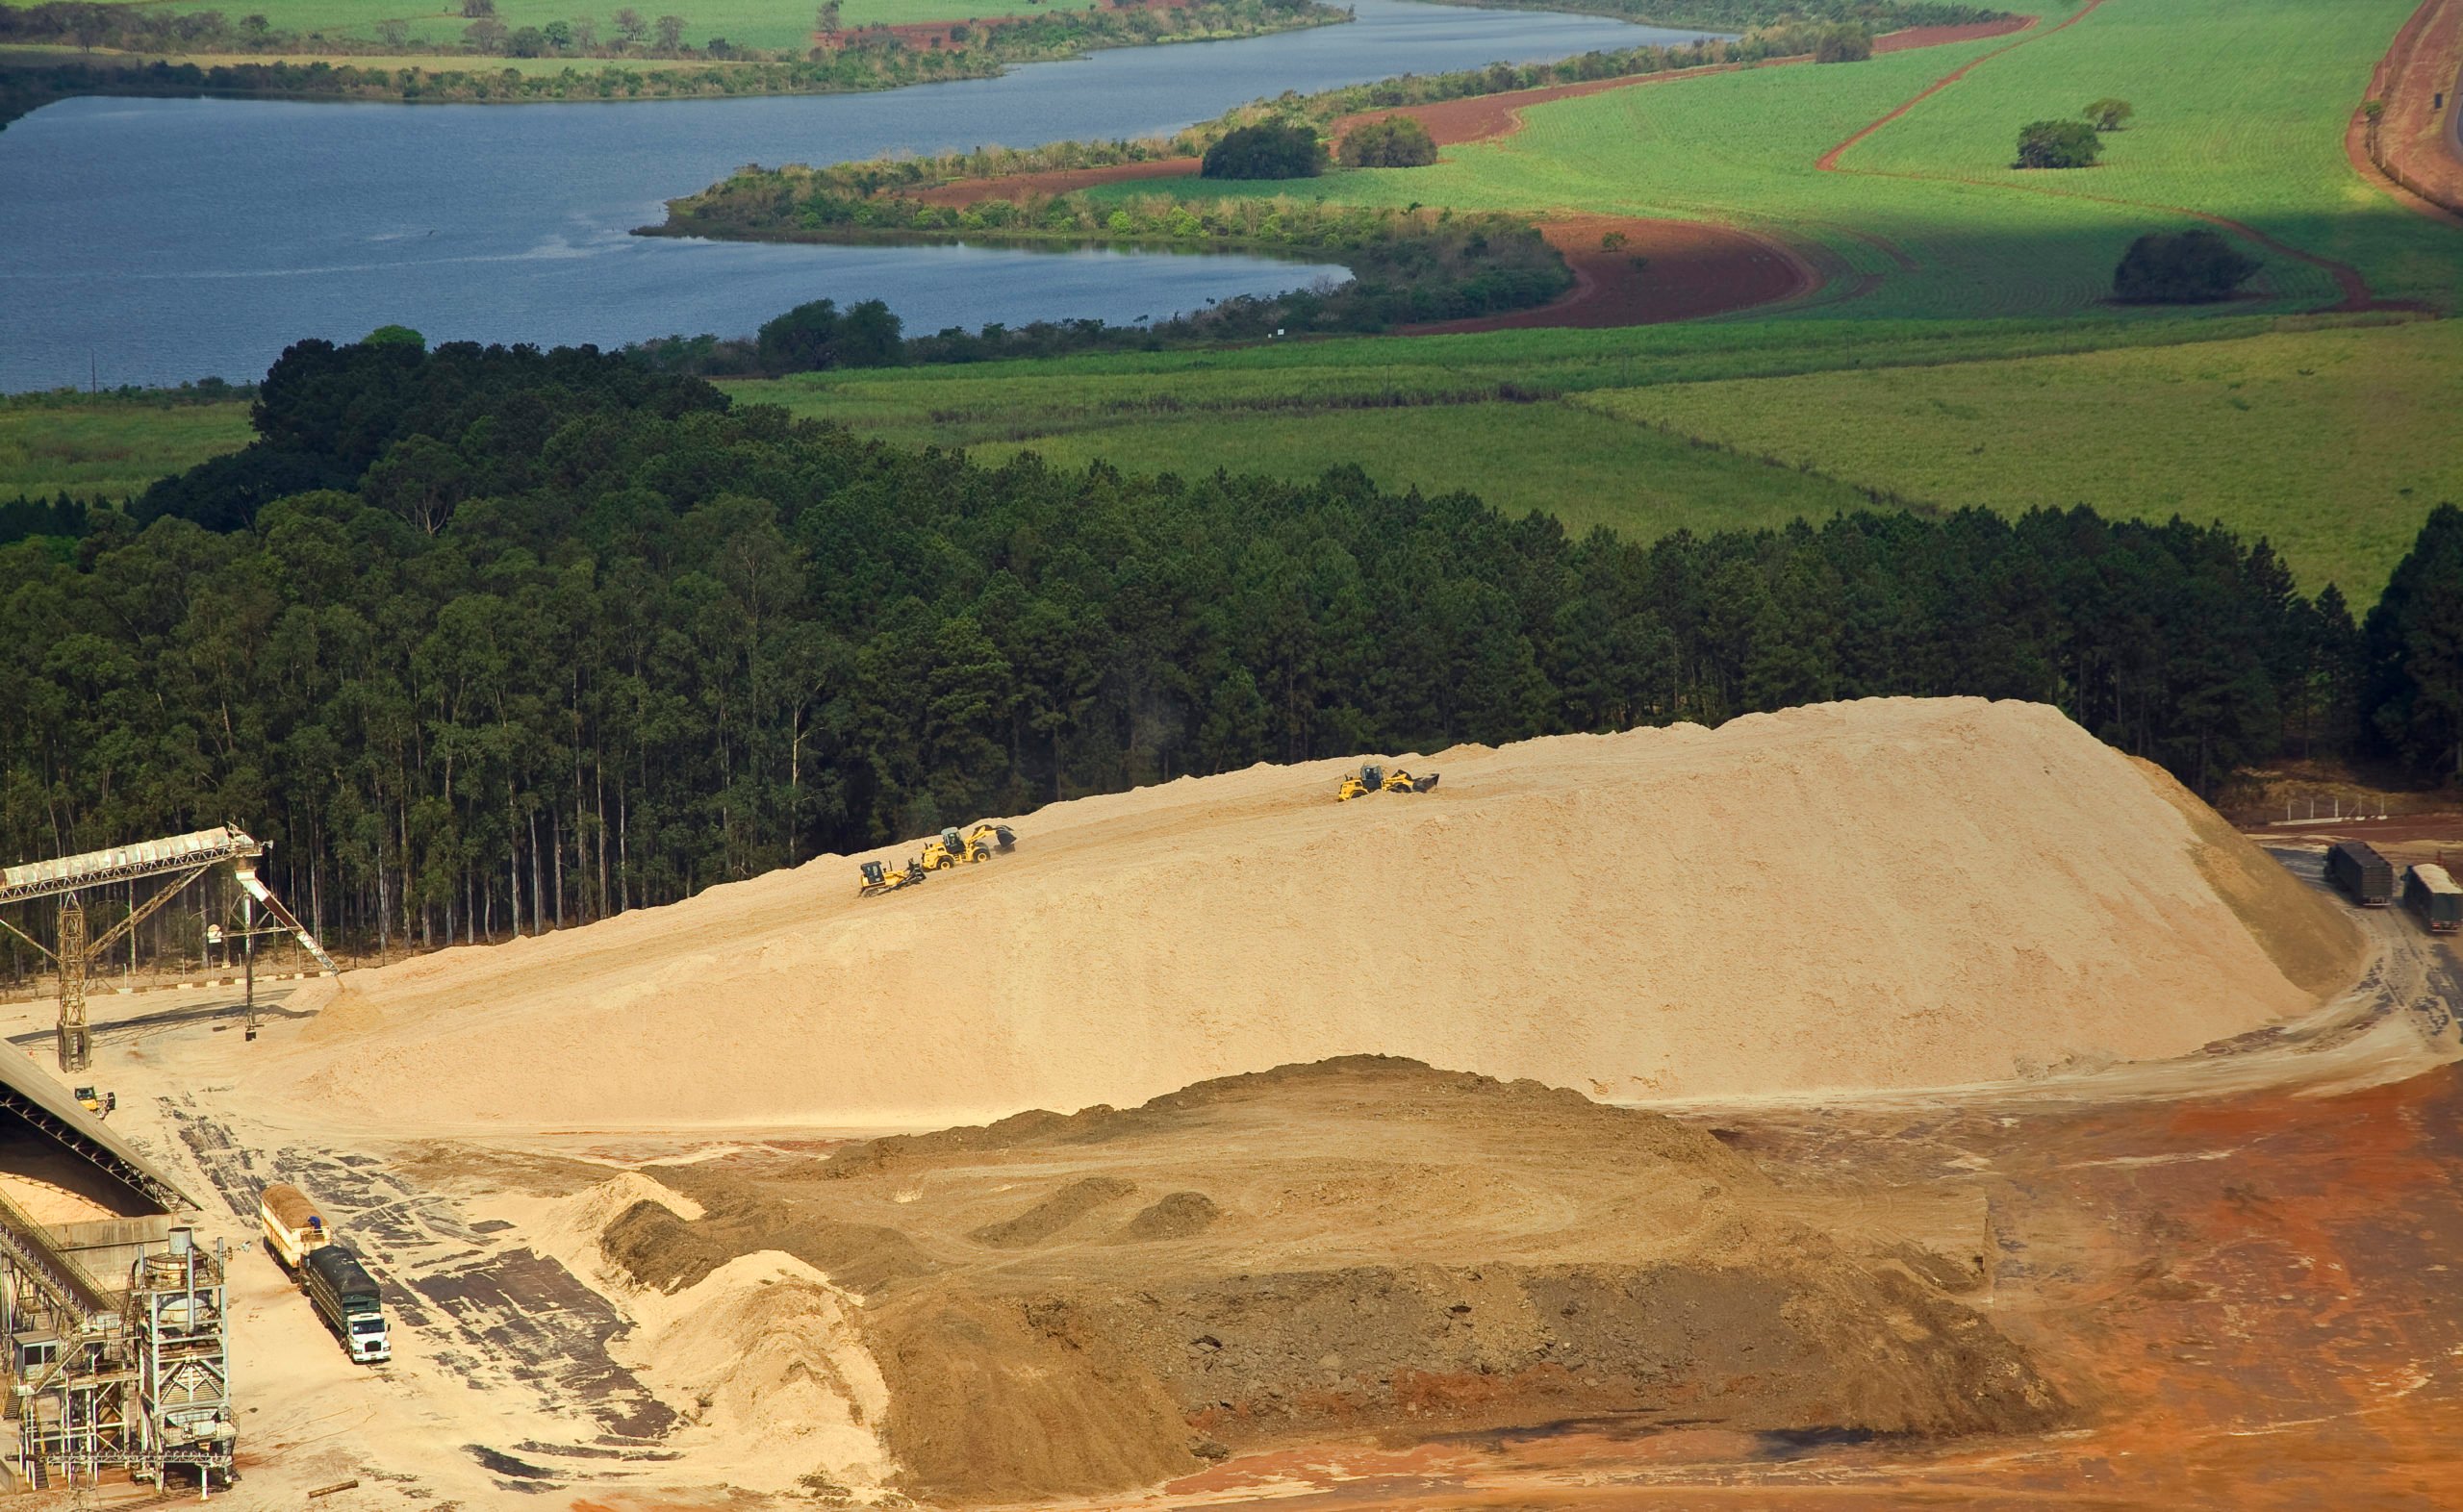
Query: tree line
2 339 2454 964
0 0 1338 126
644 194 1571 361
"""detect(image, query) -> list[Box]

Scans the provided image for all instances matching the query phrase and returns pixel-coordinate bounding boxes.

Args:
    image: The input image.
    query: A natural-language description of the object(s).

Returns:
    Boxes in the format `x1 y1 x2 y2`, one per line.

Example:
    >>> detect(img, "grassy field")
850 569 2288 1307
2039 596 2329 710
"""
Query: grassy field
717 310 2442 591
982 402 1873 537
89 0 1105 55
722 312 2304 446
1088 0 2452 319
0 397 255 505
1582 317 2463 597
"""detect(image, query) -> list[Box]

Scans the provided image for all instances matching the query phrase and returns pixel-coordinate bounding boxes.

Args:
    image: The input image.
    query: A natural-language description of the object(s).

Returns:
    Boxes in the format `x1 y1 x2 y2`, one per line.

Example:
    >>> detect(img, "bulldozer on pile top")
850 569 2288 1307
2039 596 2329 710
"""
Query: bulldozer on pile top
1336 763 1441 801
858 858 928 896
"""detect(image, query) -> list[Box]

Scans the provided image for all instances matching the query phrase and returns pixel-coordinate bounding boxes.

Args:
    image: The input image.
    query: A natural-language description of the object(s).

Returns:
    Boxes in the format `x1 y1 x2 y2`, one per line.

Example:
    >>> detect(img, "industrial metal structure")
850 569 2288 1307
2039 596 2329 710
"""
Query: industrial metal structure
1 1214 234 1495
0 825 336 1071
0 1050 229 1495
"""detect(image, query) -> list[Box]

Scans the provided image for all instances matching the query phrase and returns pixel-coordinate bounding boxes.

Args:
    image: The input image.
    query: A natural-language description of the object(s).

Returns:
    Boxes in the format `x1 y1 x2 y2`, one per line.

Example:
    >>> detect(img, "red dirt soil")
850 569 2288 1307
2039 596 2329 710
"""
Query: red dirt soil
1872 14 2033 51
2347 0 2463 225
1065 1059 2463 1511
1408 214 1814 332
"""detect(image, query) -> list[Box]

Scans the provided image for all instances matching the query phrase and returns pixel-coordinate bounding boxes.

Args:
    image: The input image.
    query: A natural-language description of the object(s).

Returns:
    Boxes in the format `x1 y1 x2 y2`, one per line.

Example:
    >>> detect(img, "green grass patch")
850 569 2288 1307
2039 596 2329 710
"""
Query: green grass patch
1081 0 2450 318
967 399 1874 536
1581 317 2463 597
0 397 256 505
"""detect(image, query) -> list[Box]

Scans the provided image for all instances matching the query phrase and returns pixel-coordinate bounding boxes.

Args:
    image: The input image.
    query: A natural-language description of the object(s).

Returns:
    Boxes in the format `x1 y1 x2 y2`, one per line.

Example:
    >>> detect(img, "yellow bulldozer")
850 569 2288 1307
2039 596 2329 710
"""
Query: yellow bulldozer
858 858 927 896
1335 763 1441 801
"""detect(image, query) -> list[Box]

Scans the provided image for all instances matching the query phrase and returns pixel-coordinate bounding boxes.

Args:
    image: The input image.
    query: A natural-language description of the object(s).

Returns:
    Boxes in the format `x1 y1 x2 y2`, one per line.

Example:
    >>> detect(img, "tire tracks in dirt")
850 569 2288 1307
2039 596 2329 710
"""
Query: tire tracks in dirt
1815 0 2425 313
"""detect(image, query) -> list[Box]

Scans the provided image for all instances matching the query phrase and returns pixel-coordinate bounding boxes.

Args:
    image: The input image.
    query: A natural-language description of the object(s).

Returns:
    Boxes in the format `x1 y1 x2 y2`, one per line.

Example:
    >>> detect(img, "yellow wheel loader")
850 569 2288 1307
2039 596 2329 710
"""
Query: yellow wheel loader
966 822 1017 861
919 829 966 870
1337 763 1439 800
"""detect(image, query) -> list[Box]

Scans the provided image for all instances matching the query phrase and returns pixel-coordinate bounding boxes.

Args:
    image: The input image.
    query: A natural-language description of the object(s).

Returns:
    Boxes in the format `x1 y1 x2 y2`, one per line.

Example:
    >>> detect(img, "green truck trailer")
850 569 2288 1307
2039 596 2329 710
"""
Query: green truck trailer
2405 863 2460 933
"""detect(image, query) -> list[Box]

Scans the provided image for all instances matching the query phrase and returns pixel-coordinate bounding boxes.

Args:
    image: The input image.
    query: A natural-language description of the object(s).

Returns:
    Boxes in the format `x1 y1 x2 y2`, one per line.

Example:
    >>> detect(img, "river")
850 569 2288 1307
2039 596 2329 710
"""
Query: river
0 0 1710 392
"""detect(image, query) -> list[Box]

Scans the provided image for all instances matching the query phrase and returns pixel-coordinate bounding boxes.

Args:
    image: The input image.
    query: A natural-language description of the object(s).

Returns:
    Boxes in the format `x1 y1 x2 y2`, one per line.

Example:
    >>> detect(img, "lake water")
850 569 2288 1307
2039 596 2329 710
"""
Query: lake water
0 0 1706 391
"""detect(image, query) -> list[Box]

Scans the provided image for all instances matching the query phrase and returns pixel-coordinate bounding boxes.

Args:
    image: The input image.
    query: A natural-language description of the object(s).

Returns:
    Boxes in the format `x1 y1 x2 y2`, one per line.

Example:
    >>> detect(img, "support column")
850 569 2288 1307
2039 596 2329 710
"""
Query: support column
55 898 89 1074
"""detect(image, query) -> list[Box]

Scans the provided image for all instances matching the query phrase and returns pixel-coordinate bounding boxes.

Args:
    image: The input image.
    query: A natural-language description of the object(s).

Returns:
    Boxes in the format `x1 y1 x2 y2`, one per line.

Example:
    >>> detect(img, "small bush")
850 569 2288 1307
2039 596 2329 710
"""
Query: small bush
2112 229 2260 303
1814 23 1871 63
2083 96 2134 131
1201 121 1326 180
1338 115 1437 168
2015 118 2101 169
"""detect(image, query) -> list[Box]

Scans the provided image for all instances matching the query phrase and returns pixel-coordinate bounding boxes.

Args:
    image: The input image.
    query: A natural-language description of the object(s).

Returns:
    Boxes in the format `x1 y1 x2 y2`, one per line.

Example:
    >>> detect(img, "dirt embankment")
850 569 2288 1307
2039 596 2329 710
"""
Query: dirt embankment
264 697 2364 1134
598 1057 2061 1503
2349 0 2463 224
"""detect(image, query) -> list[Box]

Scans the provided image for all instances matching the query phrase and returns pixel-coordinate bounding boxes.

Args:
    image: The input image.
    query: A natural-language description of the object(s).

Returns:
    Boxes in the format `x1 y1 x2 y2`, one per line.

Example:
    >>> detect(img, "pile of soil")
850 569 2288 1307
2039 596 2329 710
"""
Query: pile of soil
262 698 2365 1133
597 1057 2061 1503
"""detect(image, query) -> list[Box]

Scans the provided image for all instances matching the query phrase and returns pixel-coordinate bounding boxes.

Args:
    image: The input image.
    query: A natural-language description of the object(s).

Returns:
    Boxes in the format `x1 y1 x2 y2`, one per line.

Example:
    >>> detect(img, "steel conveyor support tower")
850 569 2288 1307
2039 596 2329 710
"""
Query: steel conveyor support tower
0 826 337 1071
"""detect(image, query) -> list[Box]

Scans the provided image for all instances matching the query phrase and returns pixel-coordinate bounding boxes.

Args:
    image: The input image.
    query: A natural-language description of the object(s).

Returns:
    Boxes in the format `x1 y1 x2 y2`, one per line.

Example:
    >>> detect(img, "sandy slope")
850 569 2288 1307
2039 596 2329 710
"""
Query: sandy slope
259 697 2361 1133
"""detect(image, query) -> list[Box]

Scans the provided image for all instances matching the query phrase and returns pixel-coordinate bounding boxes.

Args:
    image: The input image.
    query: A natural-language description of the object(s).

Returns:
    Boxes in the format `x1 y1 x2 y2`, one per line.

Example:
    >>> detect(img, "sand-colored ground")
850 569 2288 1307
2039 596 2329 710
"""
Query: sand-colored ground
254 698 2359 1135
3 694 2448 1510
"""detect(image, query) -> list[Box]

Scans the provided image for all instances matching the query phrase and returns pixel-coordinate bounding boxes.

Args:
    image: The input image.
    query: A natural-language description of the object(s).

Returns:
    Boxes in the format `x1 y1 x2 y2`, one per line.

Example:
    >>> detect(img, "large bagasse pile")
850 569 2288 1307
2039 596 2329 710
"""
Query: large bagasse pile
601 1057 2065 1503
262 697 2363 1130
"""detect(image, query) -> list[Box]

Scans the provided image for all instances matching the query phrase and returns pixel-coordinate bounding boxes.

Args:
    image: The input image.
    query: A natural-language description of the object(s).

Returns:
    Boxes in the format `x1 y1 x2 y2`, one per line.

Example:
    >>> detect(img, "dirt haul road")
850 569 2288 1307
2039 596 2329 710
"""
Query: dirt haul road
251 697 2359 1138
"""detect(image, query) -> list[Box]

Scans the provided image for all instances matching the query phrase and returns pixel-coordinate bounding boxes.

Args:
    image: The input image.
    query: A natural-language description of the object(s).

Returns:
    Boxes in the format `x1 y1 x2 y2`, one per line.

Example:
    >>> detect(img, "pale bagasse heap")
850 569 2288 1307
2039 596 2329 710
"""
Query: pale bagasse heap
263 696 2363 1132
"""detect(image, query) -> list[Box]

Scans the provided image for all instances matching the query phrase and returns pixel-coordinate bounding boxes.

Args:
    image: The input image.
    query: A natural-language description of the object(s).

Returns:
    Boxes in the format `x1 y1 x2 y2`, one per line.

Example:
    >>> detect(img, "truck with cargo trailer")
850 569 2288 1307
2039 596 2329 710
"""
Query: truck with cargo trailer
2406 863 2461 933
303 1246 392 1363
2326 841 2395 906
257 1181 391 1363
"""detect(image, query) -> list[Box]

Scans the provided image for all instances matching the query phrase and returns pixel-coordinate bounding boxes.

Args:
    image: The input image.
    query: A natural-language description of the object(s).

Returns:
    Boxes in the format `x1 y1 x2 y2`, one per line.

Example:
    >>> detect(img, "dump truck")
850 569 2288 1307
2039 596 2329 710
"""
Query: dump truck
2405 863 2461 933
258 1182 329 1269
303 1245 392 1364
2326 840 2395 906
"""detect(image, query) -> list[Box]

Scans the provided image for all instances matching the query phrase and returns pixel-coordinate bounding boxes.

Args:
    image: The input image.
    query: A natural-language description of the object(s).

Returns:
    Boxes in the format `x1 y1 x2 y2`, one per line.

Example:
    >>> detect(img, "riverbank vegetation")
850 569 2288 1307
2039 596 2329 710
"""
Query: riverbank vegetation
1417 0 1994 28
0 0 1339 121
729 8 1973 202
8 335 2456 959
650 191 1573 345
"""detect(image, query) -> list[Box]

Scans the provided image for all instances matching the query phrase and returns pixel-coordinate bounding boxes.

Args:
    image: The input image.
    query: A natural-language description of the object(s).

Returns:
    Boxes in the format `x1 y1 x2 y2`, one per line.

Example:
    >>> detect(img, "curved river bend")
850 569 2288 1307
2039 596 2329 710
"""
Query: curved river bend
0 0 1711 391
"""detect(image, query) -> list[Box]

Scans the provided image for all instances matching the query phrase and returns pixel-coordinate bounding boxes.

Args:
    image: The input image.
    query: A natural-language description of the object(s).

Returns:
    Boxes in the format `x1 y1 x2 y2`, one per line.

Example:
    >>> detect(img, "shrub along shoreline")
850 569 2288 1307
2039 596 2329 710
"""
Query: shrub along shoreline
637 196 1576 368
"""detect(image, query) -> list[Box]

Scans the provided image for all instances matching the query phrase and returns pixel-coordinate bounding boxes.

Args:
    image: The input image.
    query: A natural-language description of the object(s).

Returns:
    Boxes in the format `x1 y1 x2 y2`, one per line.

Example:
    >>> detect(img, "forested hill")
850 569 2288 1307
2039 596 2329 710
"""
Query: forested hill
4 340 2453 956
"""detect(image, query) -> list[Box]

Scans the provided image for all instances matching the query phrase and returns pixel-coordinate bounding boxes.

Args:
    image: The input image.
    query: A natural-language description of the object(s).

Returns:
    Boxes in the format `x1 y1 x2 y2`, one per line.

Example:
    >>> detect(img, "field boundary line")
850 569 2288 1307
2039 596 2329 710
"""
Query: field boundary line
1816 0 2422 312
1814 0 2102 172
